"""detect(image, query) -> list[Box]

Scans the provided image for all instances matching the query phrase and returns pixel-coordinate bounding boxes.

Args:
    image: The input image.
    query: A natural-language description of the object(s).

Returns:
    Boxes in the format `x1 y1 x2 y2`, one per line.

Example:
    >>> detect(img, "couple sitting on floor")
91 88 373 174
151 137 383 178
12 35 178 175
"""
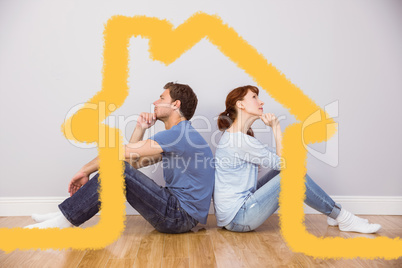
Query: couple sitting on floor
26 82 381 234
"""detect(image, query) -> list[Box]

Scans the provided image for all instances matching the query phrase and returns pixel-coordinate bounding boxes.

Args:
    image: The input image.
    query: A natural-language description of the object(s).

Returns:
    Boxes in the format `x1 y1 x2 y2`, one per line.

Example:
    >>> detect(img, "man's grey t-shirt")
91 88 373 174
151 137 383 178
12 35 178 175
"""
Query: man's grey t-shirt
149 120 214 224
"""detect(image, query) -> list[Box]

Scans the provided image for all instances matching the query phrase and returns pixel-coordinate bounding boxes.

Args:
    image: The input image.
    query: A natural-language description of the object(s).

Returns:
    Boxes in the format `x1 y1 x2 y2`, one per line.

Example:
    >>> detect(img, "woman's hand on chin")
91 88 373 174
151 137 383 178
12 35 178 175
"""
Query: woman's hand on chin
260 113 280 128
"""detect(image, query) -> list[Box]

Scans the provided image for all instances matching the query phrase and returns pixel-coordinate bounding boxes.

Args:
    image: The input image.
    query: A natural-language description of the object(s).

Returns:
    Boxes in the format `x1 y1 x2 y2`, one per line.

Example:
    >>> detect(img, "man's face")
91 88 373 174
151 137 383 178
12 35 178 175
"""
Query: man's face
153 89 175 119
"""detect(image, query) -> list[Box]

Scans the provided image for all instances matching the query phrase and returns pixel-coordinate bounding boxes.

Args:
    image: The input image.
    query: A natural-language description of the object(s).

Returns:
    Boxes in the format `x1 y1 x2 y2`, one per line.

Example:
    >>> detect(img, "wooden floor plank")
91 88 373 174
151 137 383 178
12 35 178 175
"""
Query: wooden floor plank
133 224 165 268
384 228 402 238
0 216 32 228
105 258 135 268
0 249 87 268
252 229 301 267
105 216 146 259
163 233 189 259
162 233 190 268
188 233 217 268
52 250 88 268
365 215 402 229
0 250 50 268
1 215 401 267
77 248 112 268
209 228 246 268
162 257 189 268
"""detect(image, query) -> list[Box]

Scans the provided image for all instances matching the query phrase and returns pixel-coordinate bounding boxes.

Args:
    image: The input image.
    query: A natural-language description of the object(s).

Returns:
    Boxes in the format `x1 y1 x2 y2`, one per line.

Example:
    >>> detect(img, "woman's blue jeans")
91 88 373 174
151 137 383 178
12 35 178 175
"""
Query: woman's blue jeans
224 170 342 232
58 161 198 234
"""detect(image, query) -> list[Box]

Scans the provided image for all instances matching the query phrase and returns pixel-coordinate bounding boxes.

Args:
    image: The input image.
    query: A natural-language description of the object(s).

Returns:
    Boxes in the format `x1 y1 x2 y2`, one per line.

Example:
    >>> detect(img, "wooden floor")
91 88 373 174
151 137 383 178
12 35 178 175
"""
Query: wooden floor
0 215 401 267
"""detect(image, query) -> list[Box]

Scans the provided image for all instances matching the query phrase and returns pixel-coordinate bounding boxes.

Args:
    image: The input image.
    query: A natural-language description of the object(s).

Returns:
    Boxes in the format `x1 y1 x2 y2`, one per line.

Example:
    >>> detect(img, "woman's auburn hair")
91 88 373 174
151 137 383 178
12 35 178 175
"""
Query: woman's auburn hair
217 85 259 137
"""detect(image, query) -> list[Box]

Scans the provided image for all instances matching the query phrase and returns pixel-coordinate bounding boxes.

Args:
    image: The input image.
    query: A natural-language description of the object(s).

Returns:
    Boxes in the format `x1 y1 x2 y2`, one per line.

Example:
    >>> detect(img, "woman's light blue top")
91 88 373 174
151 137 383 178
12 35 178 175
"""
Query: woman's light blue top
214 131 281 227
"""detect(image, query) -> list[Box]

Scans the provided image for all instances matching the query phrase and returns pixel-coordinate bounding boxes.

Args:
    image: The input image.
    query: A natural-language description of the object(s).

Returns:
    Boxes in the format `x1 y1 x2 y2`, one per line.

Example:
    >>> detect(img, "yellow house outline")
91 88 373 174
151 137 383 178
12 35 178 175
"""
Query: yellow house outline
0 12 400 259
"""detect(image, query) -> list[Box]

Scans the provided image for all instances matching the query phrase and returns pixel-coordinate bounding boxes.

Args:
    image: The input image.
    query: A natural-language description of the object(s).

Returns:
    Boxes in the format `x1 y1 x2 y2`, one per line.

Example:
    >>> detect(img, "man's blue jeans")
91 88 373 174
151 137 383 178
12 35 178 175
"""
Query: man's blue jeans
58 161 198 234
224 170 342 232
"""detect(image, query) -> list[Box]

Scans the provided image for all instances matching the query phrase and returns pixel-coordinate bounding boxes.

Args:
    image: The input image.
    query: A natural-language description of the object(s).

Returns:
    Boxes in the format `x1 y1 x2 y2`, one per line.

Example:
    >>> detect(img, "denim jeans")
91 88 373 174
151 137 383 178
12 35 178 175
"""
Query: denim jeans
59 161 198 234
224 170 341 232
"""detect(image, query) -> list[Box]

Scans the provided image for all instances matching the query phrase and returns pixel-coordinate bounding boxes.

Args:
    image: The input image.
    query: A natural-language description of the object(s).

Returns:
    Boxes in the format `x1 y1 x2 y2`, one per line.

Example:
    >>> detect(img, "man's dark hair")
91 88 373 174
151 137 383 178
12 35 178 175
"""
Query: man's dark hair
164 82 198 120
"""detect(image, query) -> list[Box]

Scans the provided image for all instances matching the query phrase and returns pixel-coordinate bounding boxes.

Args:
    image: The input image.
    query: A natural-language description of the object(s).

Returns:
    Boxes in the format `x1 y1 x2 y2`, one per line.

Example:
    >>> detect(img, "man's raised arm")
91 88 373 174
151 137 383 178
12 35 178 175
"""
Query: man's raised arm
129 112 156 143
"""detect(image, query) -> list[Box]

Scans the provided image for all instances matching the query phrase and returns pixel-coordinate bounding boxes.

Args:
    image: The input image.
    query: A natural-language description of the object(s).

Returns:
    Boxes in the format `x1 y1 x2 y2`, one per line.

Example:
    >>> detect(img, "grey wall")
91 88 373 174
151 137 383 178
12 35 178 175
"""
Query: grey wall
0 0 401 198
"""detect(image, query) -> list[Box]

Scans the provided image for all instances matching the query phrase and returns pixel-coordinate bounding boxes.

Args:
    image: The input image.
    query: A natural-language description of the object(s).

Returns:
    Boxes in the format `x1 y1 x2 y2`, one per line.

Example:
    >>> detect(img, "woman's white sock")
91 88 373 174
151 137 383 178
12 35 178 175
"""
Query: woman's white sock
24 214 73 229
32 211 62 223
327 217 338 226
327 216 368 226
336 209 381 233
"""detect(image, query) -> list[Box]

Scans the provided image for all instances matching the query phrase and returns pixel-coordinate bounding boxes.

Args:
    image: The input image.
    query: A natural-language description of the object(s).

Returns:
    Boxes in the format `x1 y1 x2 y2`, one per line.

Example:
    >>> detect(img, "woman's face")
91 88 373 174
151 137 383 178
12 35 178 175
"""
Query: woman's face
237 89 264 117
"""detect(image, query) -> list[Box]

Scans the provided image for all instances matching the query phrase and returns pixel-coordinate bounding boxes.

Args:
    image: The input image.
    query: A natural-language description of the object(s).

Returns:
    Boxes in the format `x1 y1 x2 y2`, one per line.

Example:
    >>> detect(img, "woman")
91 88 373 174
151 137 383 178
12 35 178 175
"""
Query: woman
214 85 381 233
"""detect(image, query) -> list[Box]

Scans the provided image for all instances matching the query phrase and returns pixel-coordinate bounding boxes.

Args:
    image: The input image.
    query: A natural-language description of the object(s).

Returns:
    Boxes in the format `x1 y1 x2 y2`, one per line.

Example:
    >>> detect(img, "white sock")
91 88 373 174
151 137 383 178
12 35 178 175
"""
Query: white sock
32 211 62 223
24 214 73 229
327 216 368 226
336 209 381 233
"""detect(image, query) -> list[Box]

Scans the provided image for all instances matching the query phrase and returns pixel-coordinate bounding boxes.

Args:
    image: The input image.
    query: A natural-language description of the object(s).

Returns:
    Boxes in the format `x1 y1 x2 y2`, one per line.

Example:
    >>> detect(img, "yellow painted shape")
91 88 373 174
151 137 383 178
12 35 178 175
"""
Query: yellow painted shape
0 12 400 259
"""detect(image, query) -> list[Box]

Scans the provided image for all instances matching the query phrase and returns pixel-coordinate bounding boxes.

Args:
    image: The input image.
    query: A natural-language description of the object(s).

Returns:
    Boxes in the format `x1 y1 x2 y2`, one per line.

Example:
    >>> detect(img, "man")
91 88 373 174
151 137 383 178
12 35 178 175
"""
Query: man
26 82 215 234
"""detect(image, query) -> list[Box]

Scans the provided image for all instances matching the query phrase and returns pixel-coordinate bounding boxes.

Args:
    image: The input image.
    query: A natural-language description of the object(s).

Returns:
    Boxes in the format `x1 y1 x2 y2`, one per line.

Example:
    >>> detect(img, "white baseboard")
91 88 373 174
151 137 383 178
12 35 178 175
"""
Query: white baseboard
0 196 401 217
